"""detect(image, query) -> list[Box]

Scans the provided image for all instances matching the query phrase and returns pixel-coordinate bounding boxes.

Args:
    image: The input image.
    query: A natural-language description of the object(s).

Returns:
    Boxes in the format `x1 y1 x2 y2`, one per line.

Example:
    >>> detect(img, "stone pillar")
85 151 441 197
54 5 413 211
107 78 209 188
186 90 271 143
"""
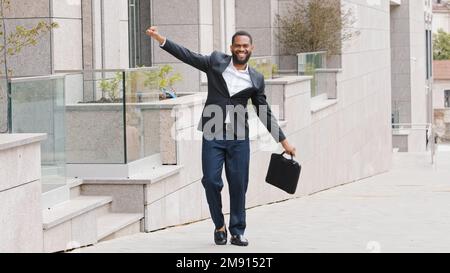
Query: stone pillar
82 0 96 71
82 0 96 101
390 0 429 152
139 0 152 67
0 134 46 253
1 0 54 133
2 0 52 77
236 0 286 70
2 0 83 75
151 0 213 93
0 77 6 133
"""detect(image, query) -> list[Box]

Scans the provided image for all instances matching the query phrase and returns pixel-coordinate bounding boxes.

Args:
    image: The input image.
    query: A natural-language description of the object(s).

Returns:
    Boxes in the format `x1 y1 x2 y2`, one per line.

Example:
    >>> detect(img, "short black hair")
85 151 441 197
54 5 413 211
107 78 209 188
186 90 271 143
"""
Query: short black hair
232 31 253 45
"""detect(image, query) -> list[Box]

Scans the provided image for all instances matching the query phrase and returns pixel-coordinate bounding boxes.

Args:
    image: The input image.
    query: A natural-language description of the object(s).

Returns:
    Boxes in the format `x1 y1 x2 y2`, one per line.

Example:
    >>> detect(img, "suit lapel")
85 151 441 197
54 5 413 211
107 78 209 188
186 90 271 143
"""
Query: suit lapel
248 67 260 90
218 56 232 73
212 55 232 97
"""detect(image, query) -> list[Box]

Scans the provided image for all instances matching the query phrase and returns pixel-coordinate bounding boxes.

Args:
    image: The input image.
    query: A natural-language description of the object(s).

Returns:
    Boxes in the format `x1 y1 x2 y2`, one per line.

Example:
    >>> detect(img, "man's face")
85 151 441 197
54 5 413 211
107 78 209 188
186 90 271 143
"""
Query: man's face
230 35 254 65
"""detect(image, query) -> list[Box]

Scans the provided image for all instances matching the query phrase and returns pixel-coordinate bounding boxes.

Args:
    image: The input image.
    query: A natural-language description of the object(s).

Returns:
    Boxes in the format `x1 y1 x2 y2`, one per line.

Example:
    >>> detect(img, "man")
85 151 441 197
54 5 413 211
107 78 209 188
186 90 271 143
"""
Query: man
146 27 296 246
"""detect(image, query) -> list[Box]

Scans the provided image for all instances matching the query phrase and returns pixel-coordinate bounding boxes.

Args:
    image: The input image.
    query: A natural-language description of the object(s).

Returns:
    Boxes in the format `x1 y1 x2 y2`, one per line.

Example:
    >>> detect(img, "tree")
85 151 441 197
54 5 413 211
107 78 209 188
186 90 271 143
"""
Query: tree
0 0 58 133
433 29 450 60
276 0 359 55
0 0 58 75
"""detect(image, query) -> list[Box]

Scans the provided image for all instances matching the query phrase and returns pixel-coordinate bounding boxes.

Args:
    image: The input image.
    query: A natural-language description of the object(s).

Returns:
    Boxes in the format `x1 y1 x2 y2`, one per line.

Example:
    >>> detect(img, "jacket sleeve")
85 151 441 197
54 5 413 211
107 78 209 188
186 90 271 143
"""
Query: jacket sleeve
251 80 286 143
160 39 210 73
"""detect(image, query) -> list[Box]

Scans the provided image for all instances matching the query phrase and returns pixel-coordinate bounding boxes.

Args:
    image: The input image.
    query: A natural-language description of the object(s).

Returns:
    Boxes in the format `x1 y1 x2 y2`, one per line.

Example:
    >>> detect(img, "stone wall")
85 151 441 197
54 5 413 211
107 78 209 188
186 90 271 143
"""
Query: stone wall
0 134 46 253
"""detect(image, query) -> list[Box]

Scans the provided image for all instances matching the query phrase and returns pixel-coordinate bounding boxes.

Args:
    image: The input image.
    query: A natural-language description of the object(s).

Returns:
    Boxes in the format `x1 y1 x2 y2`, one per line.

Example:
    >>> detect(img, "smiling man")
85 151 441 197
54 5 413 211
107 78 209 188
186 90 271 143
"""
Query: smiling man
146 27 296 247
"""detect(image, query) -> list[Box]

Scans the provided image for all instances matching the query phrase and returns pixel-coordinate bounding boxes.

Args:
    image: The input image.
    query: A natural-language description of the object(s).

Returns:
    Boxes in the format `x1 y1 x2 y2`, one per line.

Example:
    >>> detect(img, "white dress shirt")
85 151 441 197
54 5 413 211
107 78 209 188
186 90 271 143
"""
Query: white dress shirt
222 60 253 123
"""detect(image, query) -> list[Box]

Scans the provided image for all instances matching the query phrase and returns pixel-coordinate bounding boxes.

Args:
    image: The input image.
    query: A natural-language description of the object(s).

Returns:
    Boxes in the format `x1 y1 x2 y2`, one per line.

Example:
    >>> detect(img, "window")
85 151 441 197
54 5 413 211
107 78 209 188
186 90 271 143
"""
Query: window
128 0 152 68
445 90 450 108
128 0 141 68
426 30 433 80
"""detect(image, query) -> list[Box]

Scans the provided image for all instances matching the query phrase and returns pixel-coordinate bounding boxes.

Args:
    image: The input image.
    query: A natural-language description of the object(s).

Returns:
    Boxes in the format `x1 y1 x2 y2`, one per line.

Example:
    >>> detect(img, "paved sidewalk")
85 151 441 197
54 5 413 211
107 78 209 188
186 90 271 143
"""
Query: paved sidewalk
77 148 450 253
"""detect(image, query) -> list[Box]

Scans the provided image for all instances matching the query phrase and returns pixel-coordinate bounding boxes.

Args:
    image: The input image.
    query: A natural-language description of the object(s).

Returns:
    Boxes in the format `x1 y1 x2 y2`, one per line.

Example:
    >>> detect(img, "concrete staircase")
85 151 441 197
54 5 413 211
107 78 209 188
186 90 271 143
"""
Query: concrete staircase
42 179 144 253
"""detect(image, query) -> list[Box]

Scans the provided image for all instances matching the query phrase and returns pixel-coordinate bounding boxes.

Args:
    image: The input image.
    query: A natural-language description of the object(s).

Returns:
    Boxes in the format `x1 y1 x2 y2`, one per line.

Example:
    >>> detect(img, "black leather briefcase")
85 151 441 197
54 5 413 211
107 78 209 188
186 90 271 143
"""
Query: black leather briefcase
265 152 301 194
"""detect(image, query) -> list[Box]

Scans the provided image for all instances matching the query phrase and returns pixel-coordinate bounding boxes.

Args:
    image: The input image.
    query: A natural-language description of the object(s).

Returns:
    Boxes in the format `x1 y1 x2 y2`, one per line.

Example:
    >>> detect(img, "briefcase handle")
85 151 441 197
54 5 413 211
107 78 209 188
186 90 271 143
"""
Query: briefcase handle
281 152 294 161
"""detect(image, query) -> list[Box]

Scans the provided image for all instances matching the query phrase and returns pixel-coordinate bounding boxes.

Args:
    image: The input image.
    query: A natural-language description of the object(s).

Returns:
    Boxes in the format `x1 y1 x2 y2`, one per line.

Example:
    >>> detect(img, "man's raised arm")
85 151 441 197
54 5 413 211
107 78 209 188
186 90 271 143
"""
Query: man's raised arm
146 26 210 73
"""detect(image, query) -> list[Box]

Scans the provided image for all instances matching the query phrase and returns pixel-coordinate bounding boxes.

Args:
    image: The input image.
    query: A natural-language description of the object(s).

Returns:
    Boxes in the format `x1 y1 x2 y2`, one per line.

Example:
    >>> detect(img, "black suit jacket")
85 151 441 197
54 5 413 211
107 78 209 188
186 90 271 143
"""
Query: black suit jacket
161 39 286 142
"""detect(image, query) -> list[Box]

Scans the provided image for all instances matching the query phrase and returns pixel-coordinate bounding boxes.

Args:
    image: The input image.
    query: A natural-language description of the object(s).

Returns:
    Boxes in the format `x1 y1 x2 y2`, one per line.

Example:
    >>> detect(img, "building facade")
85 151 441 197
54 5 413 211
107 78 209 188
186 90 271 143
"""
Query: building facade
432 0 450 142
433 0 450 32
391 0 433 152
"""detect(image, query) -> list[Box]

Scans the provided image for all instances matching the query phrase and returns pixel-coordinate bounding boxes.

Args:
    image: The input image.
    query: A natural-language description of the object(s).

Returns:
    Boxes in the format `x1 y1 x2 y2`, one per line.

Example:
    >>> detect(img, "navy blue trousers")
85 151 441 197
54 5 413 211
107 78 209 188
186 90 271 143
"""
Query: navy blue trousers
201 134 250 236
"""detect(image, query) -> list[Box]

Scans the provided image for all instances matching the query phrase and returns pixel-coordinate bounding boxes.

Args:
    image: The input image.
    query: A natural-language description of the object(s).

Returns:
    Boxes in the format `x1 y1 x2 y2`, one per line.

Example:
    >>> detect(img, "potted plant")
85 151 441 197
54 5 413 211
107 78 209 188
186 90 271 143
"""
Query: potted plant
276 0 359 56
248 56 280 79
144 64 182 100
98 72 122 103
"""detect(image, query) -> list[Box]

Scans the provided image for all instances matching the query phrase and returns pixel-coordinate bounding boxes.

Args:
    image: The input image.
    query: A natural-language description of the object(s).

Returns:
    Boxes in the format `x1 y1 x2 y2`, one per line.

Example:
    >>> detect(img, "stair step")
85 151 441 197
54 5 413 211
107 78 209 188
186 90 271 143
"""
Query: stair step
83 164 183 185
43 196 113 230
68 178 83 198
42 178 84 209
97 213 143 241
67 178 83 189
42 184 70 210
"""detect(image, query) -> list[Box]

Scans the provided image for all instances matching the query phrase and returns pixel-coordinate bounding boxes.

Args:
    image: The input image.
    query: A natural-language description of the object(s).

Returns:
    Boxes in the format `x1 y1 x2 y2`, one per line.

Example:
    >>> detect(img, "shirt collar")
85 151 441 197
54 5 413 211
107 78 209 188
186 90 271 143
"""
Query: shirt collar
228 59 249 73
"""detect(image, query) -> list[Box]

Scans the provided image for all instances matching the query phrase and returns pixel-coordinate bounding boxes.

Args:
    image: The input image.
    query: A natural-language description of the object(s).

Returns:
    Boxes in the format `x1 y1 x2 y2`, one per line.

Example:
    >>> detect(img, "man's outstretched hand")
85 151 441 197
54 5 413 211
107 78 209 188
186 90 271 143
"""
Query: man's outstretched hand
145 26 166 45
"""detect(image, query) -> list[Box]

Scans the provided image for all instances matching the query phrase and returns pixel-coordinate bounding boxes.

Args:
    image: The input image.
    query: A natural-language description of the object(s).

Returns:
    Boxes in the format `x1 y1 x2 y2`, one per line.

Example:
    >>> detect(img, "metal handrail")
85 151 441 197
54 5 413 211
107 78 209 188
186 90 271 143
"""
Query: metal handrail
54 67 157 74
8 74 66 83
296 51 327 56
392 123 432 127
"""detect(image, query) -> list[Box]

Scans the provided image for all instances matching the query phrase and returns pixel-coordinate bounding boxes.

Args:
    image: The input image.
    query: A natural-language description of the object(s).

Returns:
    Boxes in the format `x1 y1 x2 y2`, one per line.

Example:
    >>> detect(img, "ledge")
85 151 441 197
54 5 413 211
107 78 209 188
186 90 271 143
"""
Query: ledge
315 68 343 73
0 134 47 151
97 213 144 241
311 99 338 113
9 74 65 84
202 76 313 86
83 164 184 185
265 76 313 85
392 129 411 136
43 195 113 230
66 93 206 111
158 93 206 109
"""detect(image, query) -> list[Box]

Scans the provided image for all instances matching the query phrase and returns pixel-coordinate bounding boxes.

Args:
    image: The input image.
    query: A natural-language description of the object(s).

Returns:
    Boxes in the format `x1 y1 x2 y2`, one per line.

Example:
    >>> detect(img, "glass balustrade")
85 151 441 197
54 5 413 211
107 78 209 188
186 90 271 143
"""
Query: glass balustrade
8 75 66 193
297 51 327 97
64 67 164 164
8 66 181 183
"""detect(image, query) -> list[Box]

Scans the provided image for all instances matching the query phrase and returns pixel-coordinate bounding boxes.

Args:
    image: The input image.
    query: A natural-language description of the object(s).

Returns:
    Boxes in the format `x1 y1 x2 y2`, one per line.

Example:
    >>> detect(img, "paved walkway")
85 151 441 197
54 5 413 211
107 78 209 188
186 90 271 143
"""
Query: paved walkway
78 147 450 253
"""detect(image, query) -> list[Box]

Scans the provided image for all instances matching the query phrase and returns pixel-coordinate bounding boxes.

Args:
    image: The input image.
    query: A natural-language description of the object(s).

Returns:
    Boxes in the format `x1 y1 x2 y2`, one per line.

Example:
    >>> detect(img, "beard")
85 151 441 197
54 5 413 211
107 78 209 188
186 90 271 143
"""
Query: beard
232 51 252 65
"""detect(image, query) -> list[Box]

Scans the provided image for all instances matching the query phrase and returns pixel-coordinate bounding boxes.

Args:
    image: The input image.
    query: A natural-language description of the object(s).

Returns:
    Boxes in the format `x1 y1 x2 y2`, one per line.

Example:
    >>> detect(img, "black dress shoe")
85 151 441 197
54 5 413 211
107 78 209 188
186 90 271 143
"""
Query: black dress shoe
214 228 227 245
230 235 249 246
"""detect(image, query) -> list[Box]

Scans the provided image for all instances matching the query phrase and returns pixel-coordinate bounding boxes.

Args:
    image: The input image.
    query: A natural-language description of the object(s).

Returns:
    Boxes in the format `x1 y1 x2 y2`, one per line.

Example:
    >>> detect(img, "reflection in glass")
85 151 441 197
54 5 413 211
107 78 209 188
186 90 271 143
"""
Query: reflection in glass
9 76 66 192
0 6 7 134
298 51 327 97
64 68 162 165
